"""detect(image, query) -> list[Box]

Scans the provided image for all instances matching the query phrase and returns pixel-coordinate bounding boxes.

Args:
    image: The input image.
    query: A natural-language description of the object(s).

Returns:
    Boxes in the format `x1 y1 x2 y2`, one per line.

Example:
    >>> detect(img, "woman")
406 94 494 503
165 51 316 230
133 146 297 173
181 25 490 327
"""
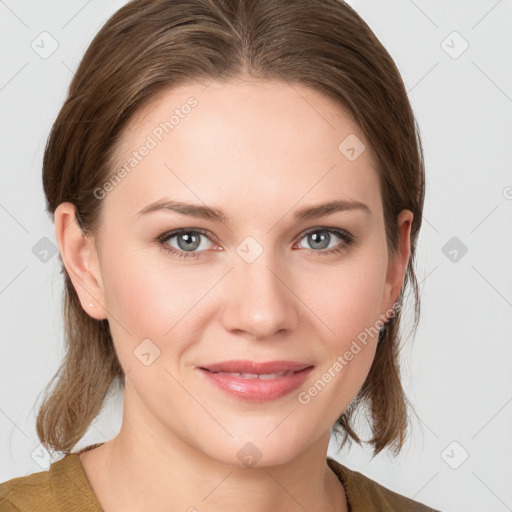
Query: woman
0 0 440 510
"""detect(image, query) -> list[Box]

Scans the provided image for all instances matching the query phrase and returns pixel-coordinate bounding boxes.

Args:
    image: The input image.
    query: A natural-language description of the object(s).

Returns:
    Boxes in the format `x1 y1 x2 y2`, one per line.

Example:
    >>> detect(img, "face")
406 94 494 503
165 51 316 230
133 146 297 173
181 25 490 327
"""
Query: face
59 77 412 467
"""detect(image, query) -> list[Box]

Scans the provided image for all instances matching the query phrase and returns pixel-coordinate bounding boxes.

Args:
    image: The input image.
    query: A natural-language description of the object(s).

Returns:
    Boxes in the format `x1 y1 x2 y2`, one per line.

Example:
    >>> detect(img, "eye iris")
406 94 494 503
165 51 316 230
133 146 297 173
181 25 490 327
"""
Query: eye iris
309 231 330 250
177 232 201 251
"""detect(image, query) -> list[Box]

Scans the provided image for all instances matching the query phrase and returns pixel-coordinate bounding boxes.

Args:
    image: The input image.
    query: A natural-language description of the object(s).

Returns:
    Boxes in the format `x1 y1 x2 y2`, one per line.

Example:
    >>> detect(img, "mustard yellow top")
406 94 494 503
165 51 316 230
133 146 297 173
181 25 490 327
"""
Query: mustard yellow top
0 445 440 511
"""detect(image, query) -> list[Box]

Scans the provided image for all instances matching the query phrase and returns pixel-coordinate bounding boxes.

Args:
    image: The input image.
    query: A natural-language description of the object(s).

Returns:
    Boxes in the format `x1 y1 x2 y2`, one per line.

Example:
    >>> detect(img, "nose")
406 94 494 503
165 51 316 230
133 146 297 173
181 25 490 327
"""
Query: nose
220 251 300 341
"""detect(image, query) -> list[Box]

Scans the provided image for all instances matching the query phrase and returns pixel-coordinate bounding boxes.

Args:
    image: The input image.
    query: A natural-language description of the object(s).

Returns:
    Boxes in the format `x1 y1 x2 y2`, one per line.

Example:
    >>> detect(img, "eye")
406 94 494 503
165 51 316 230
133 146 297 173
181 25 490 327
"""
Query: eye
157 229 217 259
294 227 354 256
156 226 355 260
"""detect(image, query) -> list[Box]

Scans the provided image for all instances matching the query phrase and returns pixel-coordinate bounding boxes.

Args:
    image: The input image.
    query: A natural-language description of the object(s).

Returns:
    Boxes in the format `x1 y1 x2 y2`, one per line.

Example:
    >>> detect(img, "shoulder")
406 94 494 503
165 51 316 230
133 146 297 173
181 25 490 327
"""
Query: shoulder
0 452 102 512
0 465 54 511
327 457 441 512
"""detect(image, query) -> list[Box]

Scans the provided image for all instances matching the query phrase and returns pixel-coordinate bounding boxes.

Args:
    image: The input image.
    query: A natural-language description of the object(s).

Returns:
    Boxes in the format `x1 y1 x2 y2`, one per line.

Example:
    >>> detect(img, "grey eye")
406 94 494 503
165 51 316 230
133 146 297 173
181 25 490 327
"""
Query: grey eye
299 230 343 251
165 230 211 252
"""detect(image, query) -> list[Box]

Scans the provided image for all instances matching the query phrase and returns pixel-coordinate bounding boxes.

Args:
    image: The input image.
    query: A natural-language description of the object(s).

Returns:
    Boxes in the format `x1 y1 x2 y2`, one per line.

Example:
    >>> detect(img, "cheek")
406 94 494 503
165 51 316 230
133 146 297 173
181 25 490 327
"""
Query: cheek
100 247 216 365
307 252 388 346
100 233 387 383
102 254 170 329
296 252 386 410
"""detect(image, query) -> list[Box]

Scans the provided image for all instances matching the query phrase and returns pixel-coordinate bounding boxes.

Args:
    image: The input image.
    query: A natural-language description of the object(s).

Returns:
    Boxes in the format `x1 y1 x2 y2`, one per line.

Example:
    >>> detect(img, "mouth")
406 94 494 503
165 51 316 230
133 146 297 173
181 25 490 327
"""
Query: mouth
197 360 314 402
198 360 313 374
202 370 300 380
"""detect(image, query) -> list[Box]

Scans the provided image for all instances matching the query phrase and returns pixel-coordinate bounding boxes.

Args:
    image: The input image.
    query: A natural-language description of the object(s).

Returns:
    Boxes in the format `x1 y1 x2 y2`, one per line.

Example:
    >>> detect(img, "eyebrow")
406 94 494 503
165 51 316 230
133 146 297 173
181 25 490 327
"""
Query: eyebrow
136 198 371 223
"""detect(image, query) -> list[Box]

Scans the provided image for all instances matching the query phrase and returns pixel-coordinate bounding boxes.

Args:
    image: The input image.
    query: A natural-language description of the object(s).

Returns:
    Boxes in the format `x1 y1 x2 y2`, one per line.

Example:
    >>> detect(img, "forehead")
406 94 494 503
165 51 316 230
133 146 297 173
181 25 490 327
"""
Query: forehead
104 78 382 223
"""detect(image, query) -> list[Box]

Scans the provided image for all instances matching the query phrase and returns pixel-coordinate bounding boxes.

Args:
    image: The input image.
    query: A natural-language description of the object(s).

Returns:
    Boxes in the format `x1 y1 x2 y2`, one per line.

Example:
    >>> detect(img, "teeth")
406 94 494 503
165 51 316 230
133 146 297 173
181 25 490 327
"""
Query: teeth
258 372 287 380
215 371 294 379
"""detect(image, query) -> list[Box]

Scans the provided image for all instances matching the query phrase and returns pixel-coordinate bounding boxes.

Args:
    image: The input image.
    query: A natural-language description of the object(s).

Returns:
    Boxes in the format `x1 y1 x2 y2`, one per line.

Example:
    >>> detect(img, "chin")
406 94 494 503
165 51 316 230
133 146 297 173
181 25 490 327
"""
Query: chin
197 428 312 469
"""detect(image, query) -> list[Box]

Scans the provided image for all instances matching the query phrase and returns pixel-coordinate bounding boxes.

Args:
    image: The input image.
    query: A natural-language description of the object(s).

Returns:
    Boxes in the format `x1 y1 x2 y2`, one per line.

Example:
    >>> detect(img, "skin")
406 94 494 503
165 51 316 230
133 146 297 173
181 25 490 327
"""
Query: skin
54 76 412 512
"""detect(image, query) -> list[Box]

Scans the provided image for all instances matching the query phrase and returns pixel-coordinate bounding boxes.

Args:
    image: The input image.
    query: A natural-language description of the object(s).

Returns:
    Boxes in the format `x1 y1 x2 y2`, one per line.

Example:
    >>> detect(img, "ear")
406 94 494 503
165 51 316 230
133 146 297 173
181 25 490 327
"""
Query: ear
54 202 107 320
380 209 413 321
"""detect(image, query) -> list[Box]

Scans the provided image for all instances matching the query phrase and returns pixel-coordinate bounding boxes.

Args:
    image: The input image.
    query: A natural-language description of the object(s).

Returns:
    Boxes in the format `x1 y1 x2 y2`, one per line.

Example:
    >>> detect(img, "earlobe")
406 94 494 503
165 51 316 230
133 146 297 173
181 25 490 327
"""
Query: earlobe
54 202 107 320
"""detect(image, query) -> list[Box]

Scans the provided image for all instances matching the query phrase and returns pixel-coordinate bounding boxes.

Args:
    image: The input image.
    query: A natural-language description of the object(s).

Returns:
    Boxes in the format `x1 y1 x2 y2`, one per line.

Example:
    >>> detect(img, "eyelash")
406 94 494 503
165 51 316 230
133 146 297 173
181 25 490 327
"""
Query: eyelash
156 227 355 260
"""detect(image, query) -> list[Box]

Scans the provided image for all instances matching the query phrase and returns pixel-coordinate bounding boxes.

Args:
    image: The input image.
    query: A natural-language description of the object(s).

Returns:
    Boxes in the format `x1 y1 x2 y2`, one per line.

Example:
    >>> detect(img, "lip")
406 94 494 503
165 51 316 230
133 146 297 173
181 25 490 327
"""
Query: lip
199 360 313 374
197 360 314 402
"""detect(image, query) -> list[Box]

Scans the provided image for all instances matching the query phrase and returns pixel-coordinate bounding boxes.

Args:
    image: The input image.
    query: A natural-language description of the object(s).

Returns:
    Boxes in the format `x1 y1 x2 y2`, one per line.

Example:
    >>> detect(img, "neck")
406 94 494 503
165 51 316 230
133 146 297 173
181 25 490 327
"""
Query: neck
79 382 348 512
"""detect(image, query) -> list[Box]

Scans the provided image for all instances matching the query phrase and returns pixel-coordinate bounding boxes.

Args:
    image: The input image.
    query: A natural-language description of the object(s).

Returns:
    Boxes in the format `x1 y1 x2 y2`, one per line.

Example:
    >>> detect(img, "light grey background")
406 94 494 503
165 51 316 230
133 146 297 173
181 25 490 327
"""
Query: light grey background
1 1 511 511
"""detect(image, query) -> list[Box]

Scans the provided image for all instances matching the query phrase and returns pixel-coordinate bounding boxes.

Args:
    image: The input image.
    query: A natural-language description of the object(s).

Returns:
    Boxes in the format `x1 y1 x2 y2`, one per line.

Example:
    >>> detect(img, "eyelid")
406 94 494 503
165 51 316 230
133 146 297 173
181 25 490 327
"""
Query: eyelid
157 225 355 258
297 225 353 241
158 226 353 245
158 227 217 244
156 228 219 260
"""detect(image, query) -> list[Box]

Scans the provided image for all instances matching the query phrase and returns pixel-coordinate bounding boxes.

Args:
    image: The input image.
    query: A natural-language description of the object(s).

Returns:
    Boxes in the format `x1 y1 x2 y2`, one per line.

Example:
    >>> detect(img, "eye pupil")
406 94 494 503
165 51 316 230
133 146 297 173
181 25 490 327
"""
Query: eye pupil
177 232 201 251
309 231 330 250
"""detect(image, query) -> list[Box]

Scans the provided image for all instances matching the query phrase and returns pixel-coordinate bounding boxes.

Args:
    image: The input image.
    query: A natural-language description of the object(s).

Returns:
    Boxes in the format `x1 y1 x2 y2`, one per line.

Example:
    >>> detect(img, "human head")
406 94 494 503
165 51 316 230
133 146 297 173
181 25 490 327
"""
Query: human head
38 0 425 459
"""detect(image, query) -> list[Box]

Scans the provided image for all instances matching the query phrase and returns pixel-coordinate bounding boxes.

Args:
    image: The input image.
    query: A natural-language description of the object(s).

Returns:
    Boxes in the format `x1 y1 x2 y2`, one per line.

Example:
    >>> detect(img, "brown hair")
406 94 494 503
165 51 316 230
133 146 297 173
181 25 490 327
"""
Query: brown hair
38 0 425 457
